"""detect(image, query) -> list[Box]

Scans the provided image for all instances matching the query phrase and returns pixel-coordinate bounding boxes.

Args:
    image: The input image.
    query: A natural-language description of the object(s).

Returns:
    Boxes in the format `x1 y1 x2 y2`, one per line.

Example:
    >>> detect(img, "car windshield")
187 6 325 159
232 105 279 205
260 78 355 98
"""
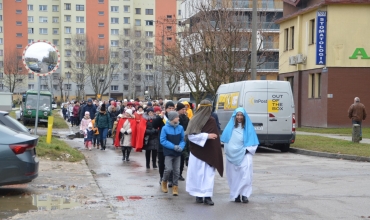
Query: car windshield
26 94 51 111
4 115 29 133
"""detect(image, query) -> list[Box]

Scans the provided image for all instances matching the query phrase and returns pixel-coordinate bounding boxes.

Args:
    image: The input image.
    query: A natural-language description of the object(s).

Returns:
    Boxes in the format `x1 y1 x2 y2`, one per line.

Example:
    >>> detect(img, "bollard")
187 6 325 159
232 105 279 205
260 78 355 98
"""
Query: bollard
352 124 360 143
46 116 54 144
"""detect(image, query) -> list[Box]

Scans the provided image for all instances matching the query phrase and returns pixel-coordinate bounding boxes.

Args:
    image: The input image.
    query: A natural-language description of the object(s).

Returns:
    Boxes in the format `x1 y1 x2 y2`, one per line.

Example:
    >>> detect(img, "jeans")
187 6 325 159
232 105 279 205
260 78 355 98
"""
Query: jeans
162 156 181 186
92 135 100 146
352 120 362 136
98 128 109 142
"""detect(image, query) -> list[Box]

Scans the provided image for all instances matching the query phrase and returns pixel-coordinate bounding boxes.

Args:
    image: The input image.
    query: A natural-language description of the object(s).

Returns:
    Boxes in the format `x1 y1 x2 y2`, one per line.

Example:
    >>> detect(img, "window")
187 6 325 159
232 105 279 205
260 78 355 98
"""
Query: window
52 5 59 12
76 62 83 68
146 9 153 15
16 44 22 48
0 61 2 67
65 50 71 57
146 64 153 70
53 39 59 46
65 84 71 90
28 39 33 43
28 4 33 11
111 85 118 91
98 23 104 27
76 51 85 57
145 75 154 80
124 85 129 90
135 42 141 48
145 53 153 59
28 84 34 90
135 53 141 59
0 38 2 44
145 31 153 37
145 42 153 48
112 74 119 80
178 10 181 16
111 40 119 47
124 17 130 24
76 40 85 45
135 8 141 14
0 15 2 21
111 29 119 35
290 26 294 49
134 64 141 70
66 72 71 78
0 3 2 10
65 38 71 45
135 19 141 26
39 5 47 11
111 52 119 57
98 34 104 38
76 28 84 34
146 20 153 26
124 29 130 36
111 18 119 24
28 16 33 22
99 45 104 50
65 15 71 22
98 57 104 62
16 33 22 37
39 16 48 23
98 0 104 3
53 17 59 23
98 11 104 15
76 16 84 23
39 28 48 34
76 5 84 11
167 37 172 41
0 50 2 56
124 6 130 12
284 28 288 51
16 10 22 14
124 64 129 69
28 74 34 79
309 19 315 45
111 6 118 12
167 15 172 19
135 31 141 37
167 26 172 30
135 86 141 92
136 75 141 81
0 27 2 33
52 28 59 35
124 40 130 46
65 3 71 10
65 27 71 34
308 73 321 98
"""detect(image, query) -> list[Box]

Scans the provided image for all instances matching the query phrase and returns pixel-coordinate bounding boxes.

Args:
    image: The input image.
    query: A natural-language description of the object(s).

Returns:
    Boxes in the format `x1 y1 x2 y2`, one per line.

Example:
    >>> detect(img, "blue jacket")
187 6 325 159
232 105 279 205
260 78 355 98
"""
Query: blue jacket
85 129 94 141
160 121 185 157
80 104 97 120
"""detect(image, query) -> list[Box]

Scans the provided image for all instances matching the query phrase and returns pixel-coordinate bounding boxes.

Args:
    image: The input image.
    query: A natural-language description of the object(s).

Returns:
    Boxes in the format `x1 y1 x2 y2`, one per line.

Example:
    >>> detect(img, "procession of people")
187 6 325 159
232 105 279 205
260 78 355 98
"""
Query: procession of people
62 97 259 205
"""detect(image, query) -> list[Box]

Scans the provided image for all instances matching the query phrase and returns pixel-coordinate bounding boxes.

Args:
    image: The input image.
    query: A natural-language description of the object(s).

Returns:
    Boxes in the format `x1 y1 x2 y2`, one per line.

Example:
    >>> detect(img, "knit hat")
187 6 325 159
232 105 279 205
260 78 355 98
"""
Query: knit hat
147 102 153 107
85 111 90 115
111 101 117 107
167 111 179 121
123 99 127 102
101 104 106 112
87 98 92 103
125 109 133 117
176 102 186 111
127 102 132 106
165 101 175 109
146 107 154 113
153 106 162 113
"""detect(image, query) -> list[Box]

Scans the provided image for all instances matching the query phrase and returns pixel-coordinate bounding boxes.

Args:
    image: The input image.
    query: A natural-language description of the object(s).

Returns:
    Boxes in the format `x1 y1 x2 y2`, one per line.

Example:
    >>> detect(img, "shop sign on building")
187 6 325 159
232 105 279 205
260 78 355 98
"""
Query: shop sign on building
316 11 327 65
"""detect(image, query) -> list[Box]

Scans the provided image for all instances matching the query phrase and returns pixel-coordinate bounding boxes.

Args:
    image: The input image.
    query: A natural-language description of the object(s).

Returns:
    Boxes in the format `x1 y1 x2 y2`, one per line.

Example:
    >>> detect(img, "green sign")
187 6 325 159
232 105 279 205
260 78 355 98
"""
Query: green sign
349 48 370 59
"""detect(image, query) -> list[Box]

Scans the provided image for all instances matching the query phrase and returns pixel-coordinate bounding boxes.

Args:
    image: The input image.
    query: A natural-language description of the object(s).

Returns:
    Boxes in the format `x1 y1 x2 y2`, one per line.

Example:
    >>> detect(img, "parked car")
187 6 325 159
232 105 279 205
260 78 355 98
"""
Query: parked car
0 124 39 186
48 64 55 71
29 64 41 73
52 101 57 110
0 111 30 133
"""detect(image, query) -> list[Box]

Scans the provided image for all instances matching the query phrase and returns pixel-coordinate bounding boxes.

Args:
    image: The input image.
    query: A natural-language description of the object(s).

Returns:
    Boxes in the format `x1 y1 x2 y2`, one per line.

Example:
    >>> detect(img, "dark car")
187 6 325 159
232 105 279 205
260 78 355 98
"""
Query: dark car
0 111 30 133
0 124 39 186
29 64 41 73
48 64 55 71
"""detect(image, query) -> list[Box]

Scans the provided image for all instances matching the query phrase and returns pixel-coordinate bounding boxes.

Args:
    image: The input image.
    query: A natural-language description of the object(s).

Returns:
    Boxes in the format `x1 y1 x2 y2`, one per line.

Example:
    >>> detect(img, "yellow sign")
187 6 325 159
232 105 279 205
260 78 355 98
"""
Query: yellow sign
97 94 101 99
218 92 239 110
268 100 279 112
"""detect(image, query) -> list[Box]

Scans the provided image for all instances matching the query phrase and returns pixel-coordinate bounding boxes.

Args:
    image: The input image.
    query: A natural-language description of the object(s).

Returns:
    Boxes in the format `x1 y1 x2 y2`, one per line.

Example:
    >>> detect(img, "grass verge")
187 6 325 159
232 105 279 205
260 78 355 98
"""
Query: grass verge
295 134 370 157
37 136 85 162
297 127 370 139
51 109 69 129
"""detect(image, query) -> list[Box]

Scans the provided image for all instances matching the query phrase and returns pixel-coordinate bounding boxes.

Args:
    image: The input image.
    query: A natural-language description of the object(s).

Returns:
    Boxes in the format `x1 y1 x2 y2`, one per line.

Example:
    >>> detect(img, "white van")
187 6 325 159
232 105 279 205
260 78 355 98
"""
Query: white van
213 80 295 152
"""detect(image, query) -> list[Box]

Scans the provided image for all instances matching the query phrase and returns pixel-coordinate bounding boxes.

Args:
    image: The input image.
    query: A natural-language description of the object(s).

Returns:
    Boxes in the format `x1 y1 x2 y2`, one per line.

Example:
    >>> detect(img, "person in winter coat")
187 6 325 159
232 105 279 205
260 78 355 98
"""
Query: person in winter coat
91 117 100 149
182 101 193 119
160 111 185 196
112 114 122 149
73 101 80 126
114 109 137 161
136 108 159 169
134 106 144 125
95 104 112 150
68 102 74 124
84 122 94 151
80 98 97 121
62 104 68 120
80 111 92 138
108 101 120 141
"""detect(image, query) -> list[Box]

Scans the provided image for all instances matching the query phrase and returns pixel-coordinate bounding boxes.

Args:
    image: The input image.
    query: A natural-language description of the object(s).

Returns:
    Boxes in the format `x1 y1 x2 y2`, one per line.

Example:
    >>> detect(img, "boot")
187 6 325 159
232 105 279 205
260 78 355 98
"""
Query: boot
204 197 214 206
172 185 178 196
97 144 100 149
122 149 126 161
125 148 131 161
100 140 104 150
152 150 158 169
161 181 168 193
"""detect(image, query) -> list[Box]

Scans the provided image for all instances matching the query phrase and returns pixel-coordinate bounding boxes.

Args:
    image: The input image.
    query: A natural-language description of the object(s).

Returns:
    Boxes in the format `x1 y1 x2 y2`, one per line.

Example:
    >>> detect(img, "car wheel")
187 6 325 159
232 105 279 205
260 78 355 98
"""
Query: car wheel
279 144 290 152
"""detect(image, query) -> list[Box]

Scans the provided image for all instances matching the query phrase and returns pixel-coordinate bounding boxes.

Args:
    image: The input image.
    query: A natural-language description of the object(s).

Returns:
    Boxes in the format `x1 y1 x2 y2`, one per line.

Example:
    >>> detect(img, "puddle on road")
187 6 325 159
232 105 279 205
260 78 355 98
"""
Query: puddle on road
0 186 82 219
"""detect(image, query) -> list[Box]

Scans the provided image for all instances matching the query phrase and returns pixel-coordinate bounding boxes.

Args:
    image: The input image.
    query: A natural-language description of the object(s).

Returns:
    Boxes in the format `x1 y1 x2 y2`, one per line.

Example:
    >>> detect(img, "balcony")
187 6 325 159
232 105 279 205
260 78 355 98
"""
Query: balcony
235 61 278 71
229 0 283 10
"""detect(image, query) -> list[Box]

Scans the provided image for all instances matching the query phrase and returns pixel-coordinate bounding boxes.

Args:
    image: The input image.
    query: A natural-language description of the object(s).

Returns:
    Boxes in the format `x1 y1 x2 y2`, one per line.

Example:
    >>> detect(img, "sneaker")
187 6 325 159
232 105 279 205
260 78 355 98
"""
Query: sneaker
178 175 185 181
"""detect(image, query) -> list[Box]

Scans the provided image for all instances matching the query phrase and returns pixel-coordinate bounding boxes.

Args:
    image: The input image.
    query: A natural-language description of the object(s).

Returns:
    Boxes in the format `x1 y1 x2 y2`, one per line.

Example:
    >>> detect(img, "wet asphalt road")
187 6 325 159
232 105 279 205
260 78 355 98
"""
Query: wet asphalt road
1 132 370 219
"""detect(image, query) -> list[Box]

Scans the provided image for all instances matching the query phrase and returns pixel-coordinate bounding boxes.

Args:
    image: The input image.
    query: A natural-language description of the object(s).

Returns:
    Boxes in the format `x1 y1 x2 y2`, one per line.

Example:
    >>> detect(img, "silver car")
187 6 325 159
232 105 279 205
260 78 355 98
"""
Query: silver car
0 124 39 186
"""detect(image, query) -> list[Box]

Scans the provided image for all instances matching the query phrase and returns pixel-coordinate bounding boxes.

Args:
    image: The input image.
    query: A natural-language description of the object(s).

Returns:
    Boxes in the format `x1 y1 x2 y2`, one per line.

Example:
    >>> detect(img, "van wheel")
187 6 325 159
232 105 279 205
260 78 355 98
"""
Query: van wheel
279 144 290 152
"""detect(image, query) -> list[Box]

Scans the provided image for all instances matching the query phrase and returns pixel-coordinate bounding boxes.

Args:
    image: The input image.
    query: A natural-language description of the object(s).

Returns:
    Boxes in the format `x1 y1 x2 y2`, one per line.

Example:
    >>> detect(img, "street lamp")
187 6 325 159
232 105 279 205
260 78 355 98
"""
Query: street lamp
67 71 70 100
109 64 114 99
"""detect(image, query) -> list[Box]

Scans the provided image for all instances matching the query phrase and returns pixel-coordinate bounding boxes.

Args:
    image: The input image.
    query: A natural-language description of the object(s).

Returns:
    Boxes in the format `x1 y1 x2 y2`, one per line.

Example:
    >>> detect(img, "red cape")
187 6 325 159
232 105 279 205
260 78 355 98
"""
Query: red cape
135 118 147 152
114 117 137 148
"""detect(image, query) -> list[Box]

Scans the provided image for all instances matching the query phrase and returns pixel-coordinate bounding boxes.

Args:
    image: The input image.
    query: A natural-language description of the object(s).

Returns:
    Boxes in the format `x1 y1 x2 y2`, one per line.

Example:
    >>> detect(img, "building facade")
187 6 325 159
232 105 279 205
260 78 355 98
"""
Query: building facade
0 0 182 102
277 0 370 127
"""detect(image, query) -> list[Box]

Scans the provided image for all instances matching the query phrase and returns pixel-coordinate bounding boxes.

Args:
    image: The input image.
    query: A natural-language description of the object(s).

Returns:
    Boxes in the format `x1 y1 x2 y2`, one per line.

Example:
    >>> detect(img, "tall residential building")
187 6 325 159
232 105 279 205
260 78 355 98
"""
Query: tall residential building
277 0 370 127
0 0 182 102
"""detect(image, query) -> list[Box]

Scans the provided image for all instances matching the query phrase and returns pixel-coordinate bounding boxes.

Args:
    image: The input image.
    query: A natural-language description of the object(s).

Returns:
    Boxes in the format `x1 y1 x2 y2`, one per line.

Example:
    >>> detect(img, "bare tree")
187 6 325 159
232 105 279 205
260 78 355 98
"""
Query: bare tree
2 49 27 93
57 76 65 102
166 0 279 103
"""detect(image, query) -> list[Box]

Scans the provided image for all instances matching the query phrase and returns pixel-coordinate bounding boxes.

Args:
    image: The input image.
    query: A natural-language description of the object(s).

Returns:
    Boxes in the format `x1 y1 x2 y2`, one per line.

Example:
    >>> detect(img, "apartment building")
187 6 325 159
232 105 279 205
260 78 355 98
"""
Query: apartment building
178 0 283 94
277 0 370 127
0 0 182 102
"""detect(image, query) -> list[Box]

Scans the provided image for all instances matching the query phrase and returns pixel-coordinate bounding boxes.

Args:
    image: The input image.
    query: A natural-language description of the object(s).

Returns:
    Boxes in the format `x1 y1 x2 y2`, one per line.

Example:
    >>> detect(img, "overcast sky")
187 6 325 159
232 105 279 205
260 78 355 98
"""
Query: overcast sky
25 42 56 61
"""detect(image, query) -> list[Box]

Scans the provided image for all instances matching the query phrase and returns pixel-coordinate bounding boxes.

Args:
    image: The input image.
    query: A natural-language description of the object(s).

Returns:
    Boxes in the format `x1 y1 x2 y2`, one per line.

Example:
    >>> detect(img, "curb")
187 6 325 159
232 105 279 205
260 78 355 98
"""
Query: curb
289 147 370 162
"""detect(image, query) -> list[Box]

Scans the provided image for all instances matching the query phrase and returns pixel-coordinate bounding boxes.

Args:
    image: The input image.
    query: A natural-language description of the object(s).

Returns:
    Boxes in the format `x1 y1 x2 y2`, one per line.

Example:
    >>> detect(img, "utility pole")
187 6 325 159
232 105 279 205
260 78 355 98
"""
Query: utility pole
251 0 257 80
161 25 165 98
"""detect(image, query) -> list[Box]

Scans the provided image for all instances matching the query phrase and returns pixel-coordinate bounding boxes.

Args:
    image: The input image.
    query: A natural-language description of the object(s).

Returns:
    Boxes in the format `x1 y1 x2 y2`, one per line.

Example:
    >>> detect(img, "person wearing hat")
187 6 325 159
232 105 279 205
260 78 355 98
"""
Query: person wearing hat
182 101 194 119
80 111 92 139
80 98 97 121
108 101 121 144
144 101 153 112
159 110 185 196
134 106 144 125
115 109 137 161
95 104 112 150
135 107 159 168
